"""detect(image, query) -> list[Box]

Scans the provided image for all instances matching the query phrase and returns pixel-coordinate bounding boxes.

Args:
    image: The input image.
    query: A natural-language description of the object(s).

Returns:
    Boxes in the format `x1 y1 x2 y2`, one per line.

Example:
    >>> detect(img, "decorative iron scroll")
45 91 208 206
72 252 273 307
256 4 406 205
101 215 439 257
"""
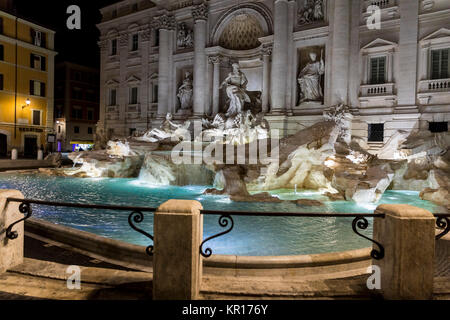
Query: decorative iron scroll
6 202 33 240
200 215 234 258
128 211 154 257
436 217 450 240
352 217 385 260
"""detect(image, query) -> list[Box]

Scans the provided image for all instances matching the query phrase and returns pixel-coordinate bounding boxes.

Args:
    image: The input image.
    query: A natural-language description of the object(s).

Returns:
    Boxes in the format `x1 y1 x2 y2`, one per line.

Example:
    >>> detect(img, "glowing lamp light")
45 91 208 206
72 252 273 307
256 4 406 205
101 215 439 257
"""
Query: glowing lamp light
26 98 31 106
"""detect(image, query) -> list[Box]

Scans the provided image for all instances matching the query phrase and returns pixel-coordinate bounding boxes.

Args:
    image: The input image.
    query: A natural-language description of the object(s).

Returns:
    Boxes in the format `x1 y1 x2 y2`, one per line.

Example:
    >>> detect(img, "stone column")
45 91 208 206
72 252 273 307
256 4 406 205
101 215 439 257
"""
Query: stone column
0 190 24 274
153 200 203 300
192 2 209 117
98 39 108 129
328 0 351 105
209 56 221 116
374 204 436 300
261 46 272 114
397 0 419 107
270 0 290 114
154 15 176 118
140 28 151 123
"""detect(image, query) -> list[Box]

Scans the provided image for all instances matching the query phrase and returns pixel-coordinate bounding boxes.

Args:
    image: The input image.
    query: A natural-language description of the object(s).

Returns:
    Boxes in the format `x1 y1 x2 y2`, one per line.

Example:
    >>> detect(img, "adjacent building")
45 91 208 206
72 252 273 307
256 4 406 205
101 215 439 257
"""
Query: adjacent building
0 8 56 158
54 62 100 152
97 0 450 154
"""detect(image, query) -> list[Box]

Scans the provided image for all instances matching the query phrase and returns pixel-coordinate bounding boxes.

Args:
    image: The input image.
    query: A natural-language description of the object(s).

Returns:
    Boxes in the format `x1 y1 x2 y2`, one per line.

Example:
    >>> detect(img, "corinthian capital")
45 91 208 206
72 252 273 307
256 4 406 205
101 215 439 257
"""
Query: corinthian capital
192 2 208 21
153 14 177 30
209 55 221 64
261 45 273 56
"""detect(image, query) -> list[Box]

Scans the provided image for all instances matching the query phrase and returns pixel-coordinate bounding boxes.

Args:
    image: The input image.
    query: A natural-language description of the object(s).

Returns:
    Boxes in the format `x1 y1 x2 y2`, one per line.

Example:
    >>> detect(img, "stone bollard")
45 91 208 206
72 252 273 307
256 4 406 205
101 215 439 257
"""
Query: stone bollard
0 190 25 274
37 149 44 160
374 204 436 300
11 149 18 160
153 200 203 300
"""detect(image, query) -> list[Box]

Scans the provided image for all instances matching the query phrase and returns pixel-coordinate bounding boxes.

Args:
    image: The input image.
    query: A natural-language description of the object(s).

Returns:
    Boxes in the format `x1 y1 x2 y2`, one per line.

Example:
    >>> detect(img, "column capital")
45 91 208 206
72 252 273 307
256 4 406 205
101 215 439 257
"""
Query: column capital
192 2 209 21
208 55 221 64
98 40 108 52
152 14 177 30
119 33 128 47
139 27 152 42
261 44 273 56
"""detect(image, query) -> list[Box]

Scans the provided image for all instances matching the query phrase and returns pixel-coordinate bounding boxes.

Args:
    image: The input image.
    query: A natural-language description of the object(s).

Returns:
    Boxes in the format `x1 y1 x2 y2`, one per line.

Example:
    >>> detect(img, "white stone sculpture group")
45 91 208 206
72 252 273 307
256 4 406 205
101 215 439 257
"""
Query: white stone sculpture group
298 0 324 25
220 63 252 117
177 22 194 49
177 71 194 111
136 113 191 143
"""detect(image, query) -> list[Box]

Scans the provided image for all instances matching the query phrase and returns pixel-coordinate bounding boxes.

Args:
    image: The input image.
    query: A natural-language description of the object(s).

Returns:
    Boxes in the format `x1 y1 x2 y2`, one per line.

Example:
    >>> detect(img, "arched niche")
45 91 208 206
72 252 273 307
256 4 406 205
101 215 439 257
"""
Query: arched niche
211 3 273 49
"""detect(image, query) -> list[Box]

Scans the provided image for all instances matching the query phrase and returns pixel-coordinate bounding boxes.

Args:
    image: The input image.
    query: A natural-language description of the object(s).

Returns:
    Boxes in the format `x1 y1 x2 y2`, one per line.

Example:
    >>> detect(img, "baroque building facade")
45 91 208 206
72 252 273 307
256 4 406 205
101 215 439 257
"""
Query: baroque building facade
97 0 450 154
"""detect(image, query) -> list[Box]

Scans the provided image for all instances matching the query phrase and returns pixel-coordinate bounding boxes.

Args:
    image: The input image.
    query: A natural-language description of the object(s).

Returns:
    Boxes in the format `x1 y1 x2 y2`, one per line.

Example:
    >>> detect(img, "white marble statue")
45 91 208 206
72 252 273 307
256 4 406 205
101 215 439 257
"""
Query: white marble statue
220 63 251 117
177 71 193 110
197 111 269 145
177 22 193 49
136 113 191 143
298 51 325 103
298 0 324 25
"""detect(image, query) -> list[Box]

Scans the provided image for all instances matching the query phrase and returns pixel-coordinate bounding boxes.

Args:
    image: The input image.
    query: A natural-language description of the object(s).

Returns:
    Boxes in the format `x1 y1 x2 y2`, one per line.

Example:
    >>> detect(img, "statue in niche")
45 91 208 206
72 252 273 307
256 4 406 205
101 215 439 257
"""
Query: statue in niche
177 22 194 49
298 50 325 104
220 63 252 117
298 0 324 25
177 71 193 110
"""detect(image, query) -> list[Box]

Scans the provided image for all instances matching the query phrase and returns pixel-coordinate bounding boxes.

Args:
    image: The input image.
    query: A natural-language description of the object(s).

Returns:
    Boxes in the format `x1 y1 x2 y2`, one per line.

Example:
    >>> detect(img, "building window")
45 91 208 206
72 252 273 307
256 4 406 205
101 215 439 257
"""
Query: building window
111 39 117 56
31 29 46 48
30 80 45 97
152 84 158 103
58 126 61 134
154 29 160 47
74 126 80 134
132 3 138 12
0 44 4 61
0 18 3 34
112 9 117 18
129 87 138 104
368 124 384 142
370 57 386 84
0 74 3 91
71 107 83 120
431 49 449 80
131 34 139 51
32 110 41 126
109 89 117 106
30 54 46 71
429 122 448 133
129 128 136 136
87 109 94 121
72 88 83 100
88 127 93 135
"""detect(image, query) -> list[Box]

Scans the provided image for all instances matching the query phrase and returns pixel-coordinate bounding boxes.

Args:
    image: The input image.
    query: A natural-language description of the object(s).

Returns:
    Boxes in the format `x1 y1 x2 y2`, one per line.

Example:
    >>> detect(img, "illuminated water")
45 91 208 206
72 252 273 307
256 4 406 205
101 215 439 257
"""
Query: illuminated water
0 172 443 256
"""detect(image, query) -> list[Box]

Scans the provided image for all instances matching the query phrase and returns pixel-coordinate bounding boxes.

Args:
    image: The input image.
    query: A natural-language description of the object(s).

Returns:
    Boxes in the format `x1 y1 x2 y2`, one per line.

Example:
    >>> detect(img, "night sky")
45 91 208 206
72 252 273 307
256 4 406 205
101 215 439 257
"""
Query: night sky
14 0 117 68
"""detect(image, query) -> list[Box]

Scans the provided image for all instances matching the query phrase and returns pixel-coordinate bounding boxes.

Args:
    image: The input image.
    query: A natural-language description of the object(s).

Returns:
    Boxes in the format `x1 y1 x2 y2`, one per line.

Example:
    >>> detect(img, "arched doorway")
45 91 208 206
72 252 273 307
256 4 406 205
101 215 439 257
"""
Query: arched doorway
0 133 6 157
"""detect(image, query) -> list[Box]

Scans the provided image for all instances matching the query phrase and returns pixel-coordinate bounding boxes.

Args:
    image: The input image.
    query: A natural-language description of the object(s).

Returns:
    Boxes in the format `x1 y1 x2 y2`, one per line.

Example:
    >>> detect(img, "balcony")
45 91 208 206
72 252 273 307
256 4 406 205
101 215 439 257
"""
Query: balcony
126 104 140 119
106 105 119 121
417 79 450 105
359 83 397 108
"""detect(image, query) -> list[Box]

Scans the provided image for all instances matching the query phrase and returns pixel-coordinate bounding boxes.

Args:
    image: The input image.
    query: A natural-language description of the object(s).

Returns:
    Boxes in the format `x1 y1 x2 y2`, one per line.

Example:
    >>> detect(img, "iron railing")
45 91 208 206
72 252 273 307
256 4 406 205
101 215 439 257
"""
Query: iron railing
200 210 387 260
5 198 156 256
3 198 450 260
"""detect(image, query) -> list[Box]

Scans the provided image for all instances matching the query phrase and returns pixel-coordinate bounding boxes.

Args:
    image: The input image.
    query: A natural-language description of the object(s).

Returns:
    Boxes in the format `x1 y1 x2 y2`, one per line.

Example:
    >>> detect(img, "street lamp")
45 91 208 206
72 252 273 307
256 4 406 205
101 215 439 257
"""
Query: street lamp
22 98 31 109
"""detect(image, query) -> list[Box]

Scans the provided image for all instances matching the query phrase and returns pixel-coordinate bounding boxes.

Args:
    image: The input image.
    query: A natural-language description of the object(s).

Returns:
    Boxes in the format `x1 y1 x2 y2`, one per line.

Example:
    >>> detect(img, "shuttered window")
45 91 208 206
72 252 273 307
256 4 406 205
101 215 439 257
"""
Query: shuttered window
30 54 46 71
0 74 3 90
32 110 41 126
431 49 449 80
0 44 4 61
129 87 138 104
30 80 46 97
370 56 386 84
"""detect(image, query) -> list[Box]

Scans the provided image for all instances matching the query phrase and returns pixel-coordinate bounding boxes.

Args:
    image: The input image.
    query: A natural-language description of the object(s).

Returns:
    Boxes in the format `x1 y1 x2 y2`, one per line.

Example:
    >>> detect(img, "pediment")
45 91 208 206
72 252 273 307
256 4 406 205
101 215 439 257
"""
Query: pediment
421 28 450 42
105 79 120 87
361 38 397 52
126 75 141 84
148 72 158 80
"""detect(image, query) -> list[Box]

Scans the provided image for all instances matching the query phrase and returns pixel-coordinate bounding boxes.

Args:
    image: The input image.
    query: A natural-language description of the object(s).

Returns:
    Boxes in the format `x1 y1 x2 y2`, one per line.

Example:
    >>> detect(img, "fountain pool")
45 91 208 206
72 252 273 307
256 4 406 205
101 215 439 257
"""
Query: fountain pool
0 172 443 256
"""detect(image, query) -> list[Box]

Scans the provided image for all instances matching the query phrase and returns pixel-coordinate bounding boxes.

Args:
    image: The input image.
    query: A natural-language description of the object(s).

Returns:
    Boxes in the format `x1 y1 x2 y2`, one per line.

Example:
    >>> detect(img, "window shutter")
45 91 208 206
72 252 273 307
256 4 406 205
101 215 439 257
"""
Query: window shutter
30 80 34 95
442 49 449 79
30 29 35 42
30 54 35 68
41 56 46 71
40 82 46 97
41 33 47 48
0 45 4 61
0 74 3 91
431 50 441 80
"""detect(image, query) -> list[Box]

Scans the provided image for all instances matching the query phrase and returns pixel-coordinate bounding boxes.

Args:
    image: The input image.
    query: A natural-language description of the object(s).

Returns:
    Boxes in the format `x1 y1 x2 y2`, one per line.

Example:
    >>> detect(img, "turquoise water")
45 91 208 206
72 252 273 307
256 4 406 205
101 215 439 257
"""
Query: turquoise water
0 172 443 256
